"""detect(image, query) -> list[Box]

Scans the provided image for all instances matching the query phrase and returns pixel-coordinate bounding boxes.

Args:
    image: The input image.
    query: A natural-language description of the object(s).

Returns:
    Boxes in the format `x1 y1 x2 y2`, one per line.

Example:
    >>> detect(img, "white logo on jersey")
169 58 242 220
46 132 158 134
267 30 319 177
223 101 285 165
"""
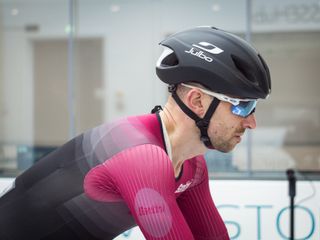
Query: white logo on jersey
193 41 224 54
175 179 193 193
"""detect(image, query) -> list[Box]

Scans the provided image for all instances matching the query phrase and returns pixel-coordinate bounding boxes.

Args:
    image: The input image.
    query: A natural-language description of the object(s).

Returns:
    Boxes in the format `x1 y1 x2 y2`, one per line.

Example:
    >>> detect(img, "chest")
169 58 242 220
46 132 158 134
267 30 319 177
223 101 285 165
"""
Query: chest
173 160 200 197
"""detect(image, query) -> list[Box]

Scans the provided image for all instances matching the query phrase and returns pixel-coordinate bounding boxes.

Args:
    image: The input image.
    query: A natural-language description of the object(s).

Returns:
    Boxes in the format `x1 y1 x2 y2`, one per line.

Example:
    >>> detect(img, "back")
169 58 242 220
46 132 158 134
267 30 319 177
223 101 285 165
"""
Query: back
0 114 164 240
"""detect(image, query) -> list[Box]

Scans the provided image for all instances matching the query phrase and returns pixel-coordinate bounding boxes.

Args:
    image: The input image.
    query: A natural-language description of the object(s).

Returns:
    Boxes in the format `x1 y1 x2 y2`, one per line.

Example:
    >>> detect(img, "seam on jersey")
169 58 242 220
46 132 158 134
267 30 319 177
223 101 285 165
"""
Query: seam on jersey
101 160 121 198
84 162 123 202
156 112 172 159
155 112 167 155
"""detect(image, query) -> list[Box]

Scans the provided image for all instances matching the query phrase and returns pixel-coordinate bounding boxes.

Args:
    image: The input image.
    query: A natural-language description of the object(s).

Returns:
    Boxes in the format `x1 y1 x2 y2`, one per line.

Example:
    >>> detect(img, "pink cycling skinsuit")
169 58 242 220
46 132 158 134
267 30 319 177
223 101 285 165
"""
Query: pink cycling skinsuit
0 112 230 240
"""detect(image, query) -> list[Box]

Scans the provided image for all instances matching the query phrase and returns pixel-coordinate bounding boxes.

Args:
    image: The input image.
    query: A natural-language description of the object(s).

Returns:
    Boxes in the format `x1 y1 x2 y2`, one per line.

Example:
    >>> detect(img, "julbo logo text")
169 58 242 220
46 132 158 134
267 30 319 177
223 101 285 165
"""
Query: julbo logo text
185 48 213 62
185 41 224 63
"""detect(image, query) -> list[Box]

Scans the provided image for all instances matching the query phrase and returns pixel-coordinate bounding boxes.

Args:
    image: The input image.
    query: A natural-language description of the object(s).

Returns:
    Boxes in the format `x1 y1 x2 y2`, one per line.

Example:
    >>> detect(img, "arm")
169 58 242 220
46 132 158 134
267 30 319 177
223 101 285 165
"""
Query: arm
177 158 230 240
85 144 194 240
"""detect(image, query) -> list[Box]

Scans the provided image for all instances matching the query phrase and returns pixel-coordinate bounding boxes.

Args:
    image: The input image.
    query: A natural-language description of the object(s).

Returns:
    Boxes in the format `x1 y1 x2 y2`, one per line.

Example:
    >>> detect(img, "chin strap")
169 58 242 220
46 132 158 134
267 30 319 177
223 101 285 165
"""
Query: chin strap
169 84 220 149
151 105 163 113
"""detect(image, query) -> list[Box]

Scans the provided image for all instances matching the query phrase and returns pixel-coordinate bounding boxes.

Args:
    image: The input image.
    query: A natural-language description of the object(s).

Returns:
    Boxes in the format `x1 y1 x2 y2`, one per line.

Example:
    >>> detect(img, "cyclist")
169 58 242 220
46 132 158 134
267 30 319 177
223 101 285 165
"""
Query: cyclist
0 26 270 240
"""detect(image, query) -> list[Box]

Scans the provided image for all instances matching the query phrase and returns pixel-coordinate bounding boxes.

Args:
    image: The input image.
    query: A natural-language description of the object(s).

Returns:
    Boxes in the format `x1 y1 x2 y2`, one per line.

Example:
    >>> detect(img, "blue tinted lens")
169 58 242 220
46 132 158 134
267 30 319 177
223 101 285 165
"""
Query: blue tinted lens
231 101 257 117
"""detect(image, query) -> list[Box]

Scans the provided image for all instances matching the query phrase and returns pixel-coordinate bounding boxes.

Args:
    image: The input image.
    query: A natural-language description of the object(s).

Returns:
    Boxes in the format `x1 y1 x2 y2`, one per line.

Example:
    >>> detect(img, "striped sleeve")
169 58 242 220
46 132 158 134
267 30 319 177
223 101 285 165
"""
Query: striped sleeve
85 144 194 240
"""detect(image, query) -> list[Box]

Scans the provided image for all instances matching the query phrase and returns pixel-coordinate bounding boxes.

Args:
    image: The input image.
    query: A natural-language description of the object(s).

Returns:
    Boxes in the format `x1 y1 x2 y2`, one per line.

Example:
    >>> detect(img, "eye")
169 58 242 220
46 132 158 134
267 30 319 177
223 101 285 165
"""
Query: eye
237 101 250 107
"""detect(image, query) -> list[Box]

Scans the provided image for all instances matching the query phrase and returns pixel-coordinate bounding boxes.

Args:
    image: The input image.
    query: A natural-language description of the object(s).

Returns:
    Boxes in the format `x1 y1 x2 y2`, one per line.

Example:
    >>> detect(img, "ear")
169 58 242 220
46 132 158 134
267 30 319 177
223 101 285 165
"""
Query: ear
185 89 207 117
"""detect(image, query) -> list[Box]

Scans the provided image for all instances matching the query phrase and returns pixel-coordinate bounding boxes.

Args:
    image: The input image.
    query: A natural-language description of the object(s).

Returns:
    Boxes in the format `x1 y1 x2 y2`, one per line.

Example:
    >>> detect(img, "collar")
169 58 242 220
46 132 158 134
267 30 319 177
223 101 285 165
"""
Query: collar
160 113 173 160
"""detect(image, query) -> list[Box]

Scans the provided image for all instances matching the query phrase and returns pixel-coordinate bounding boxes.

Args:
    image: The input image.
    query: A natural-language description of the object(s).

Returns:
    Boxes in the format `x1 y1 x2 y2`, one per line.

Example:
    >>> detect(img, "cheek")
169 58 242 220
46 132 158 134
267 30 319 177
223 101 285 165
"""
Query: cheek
208 122 224 139
209 121 237 139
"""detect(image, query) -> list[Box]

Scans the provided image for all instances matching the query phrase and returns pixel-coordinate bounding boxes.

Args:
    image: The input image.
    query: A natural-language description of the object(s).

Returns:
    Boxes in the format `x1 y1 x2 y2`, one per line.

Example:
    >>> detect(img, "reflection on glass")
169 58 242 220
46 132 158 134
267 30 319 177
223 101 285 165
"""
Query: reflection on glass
0 0 319 179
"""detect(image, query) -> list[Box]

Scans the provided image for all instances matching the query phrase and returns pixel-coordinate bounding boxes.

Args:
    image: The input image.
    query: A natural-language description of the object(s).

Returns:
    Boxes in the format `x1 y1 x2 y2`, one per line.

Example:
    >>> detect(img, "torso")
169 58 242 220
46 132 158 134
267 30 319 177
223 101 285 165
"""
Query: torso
0 113 207 240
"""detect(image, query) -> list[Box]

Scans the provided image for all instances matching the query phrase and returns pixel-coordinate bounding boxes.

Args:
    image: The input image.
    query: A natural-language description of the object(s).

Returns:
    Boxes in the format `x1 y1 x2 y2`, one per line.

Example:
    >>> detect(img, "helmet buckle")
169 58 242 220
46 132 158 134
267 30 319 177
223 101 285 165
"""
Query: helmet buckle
168 84 177 93
196 119 209 130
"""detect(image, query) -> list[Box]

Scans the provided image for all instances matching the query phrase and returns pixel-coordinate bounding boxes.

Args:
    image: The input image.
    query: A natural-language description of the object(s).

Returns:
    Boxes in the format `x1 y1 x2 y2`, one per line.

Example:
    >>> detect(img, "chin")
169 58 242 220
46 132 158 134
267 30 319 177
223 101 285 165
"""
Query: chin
219 149 232 153
215 144 236 153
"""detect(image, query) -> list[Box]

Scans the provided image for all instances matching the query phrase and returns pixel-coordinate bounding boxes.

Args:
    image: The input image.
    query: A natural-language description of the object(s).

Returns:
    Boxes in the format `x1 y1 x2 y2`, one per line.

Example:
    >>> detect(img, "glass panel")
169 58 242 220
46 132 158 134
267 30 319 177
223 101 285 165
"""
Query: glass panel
0 0 70 176
0 0 249 177
5 0 308 179
249 0 320 177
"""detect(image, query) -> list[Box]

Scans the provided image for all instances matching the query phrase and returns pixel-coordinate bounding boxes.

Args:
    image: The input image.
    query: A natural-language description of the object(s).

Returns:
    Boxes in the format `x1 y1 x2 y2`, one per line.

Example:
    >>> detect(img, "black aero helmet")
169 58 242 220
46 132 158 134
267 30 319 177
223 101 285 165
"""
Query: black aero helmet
156 26 271 99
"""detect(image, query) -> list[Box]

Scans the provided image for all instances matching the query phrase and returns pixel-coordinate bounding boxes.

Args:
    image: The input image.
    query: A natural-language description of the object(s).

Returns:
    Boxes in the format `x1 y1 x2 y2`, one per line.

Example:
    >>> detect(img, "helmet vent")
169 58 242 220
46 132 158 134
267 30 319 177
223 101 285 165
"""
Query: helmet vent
231 54 257 85
161 52 179 67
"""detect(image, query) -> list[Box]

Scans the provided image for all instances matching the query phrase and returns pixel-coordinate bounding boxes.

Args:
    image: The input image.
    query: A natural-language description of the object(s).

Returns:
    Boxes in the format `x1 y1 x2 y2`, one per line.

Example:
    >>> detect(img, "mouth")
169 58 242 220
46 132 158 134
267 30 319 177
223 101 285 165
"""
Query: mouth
234 135 242 143
234 132 244 142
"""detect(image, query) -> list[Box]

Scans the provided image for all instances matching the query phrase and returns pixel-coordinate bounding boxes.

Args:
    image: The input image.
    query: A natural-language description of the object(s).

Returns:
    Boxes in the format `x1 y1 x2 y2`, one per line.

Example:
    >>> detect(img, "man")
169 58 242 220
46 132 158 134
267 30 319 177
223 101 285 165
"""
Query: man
0 26 270 240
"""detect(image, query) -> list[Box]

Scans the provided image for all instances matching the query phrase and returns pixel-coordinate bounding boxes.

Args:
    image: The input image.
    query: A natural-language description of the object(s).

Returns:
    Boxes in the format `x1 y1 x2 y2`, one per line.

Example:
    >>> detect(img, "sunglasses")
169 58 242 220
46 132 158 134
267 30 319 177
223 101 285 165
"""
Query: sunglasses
181 83 257 118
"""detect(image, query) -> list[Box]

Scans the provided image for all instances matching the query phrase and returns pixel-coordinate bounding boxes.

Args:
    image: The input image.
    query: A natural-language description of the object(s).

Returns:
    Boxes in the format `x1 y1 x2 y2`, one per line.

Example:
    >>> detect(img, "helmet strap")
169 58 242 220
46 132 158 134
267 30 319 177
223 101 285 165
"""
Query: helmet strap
169 84 220 148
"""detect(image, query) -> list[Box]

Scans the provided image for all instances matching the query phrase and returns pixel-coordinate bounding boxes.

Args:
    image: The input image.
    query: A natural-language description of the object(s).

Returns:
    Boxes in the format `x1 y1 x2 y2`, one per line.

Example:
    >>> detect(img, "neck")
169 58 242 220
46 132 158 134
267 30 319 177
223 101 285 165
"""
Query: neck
159 103 207 177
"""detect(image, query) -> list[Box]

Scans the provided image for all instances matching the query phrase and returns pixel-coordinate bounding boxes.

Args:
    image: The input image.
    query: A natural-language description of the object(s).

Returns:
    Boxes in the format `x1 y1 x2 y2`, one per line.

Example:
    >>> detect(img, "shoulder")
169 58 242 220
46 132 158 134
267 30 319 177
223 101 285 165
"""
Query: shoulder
84 144 176 201
85 144 174 185
104 144 171 175
82 114 163 167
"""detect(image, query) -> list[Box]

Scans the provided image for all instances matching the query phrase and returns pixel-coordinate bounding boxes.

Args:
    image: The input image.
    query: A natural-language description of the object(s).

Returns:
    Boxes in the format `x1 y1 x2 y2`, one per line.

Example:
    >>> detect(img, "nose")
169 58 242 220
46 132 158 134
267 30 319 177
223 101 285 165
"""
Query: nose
243 114 257 129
